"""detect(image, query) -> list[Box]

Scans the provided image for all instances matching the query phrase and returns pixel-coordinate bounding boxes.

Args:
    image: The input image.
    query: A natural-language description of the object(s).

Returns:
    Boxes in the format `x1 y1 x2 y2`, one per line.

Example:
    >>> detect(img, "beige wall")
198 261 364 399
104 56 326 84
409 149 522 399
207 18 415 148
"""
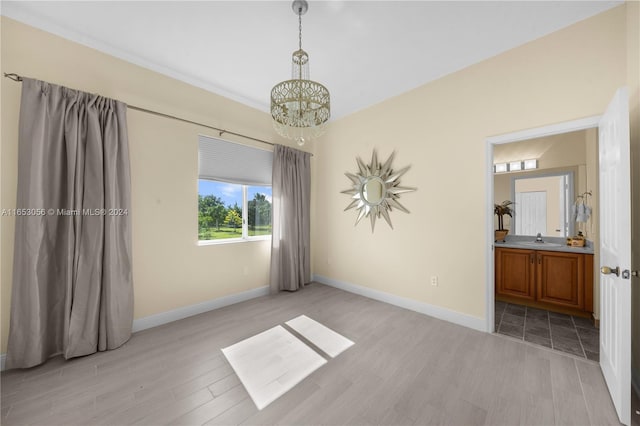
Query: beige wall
627 0 640 394
0 17 311 353
313 5 628 320
493 129 588 170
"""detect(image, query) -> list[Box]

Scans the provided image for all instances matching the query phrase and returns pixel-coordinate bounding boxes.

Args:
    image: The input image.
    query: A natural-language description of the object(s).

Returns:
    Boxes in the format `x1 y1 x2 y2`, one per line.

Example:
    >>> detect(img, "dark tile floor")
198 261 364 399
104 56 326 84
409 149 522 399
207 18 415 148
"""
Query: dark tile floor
495 301 599 361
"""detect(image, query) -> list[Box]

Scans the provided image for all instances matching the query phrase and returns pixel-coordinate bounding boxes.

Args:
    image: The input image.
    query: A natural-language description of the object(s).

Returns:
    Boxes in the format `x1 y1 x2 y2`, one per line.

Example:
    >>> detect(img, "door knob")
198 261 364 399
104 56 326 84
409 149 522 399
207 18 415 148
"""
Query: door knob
600 266 620 276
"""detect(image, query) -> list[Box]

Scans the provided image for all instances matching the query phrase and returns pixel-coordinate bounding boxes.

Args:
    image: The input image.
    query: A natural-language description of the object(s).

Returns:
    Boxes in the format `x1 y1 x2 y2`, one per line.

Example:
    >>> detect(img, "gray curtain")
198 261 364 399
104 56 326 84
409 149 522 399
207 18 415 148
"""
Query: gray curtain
269 145 311 293
6 78 133 369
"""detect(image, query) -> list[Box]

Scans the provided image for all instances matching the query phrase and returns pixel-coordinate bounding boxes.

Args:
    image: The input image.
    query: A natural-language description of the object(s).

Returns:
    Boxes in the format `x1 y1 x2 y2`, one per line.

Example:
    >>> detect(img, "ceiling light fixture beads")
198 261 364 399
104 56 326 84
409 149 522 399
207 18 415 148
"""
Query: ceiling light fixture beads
271 0 330 146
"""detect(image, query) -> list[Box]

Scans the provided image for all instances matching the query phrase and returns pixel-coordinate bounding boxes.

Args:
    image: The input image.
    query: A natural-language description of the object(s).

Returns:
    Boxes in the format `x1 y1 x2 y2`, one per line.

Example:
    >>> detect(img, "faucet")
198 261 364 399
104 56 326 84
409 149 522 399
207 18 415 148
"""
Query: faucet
535 233 544 243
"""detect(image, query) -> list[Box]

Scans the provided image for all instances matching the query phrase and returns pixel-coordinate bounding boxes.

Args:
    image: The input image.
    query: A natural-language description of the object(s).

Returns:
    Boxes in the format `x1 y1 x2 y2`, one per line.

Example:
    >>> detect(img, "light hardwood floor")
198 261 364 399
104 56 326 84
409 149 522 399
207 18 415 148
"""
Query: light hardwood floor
1 283 622 425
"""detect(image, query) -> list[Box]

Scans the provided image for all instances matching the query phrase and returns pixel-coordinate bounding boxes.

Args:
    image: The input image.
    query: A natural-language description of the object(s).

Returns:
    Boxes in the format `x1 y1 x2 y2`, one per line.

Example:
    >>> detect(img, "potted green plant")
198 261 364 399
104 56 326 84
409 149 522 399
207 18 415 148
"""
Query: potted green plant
494 200 513 242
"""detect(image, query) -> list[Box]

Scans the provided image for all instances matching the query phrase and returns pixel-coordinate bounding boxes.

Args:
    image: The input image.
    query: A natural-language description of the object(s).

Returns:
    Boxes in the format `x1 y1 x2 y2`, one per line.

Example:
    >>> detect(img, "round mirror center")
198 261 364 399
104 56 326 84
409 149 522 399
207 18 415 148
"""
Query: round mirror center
363 177 385 205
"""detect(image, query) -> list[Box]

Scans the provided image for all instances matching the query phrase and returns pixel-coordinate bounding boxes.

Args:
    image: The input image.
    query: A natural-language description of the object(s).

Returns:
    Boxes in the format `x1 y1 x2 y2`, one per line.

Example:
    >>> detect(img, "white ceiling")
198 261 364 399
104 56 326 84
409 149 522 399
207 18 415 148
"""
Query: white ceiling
1 1 622 120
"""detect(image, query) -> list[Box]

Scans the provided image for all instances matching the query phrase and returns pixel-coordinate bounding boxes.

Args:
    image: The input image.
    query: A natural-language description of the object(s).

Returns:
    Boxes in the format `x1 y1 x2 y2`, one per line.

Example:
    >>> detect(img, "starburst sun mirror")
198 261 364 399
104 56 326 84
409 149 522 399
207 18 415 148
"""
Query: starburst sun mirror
342 150 416 231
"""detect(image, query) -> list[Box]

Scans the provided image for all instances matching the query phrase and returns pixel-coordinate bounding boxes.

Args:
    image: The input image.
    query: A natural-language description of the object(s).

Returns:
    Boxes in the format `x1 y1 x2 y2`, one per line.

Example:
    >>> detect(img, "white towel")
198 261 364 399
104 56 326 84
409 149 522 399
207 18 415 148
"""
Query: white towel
576 204 591 223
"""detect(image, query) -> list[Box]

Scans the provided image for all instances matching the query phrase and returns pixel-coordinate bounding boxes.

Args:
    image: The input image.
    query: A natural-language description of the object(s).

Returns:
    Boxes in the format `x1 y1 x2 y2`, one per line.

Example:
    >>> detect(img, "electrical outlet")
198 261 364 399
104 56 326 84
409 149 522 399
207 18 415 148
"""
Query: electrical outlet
430 276 438 286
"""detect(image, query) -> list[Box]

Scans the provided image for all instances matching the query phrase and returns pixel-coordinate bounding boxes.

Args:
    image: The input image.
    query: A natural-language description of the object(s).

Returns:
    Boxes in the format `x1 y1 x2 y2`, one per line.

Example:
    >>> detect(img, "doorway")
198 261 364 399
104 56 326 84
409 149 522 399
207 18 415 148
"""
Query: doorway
491 124 599 359
486 89 633 426
484 116 601 335
489 125 599 361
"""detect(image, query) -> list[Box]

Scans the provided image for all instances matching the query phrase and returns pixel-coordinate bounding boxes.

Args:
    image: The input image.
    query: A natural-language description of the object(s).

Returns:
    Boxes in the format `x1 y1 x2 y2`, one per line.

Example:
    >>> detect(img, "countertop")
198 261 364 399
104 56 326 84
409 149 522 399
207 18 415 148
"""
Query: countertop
495 235 594 254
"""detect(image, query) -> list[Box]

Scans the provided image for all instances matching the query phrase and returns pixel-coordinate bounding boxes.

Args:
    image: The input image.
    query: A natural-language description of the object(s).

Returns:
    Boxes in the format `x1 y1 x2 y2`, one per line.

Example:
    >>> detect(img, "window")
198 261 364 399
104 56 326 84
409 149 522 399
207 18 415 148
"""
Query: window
247 186 272 237
197 135 273 243
198 180 272 241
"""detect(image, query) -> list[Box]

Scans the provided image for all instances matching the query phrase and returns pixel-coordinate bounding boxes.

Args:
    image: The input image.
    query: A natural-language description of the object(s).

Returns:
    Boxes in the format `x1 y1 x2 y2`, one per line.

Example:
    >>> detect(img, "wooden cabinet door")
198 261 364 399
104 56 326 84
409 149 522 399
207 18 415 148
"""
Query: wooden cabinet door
495 248 535 300
536 250 584 309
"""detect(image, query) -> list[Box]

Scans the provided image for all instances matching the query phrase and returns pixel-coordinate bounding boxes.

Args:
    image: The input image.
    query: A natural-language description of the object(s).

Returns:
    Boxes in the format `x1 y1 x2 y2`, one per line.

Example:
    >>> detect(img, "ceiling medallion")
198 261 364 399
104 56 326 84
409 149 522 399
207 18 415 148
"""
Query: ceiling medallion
270 0 330 146
342 150 416 232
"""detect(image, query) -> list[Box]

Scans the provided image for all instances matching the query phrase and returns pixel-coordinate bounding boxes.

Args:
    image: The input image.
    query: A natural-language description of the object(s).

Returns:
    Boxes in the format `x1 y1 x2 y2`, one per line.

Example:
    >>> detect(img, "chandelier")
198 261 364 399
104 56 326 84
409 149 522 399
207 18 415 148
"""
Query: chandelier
271 0 330 146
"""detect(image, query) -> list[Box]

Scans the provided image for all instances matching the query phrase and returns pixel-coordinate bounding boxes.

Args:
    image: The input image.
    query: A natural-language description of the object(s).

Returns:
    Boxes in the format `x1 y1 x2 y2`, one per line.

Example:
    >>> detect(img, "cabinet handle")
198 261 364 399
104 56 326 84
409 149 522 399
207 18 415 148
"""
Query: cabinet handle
538 255 541 264
530 253 534 264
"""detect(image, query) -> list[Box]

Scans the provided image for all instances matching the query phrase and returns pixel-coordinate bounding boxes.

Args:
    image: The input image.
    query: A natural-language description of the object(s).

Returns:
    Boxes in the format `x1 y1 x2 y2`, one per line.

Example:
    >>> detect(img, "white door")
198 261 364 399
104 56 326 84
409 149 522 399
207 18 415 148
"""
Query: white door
515 191 547 235
599 87 631 425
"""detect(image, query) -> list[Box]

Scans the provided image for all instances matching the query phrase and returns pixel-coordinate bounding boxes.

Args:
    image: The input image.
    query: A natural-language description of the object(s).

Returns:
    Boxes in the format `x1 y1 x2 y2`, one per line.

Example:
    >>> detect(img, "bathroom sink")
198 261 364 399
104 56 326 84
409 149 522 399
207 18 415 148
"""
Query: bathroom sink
517 241 564 247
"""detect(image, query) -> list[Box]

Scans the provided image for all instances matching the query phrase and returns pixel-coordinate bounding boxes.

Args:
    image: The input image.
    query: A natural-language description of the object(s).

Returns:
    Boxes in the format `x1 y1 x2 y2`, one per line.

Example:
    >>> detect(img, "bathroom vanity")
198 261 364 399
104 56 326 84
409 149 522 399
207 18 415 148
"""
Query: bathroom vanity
495 238 594 318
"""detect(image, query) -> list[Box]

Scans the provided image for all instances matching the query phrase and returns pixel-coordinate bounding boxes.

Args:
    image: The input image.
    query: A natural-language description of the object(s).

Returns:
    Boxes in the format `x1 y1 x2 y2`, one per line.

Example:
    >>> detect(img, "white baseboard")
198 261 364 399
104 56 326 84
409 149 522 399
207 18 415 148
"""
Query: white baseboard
132 285 269 332
1 285 269 371
313 275 485 332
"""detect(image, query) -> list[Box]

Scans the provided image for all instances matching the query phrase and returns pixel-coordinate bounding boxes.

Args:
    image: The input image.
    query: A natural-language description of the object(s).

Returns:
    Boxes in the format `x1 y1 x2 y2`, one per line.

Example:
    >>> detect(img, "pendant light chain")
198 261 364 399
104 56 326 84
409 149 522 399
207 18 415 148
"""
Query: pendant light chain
298 7 303 51
297 9 303 81
297 5 303 120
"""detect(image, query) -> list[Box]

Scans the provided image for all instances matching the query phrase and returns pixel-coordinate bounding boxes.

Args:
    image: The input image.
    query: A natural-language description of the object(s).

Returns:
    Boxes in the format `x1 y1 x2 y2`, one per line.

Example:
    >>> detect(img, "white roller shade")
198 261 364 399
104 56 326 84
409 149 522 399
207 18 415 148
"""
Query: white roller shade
198 135 273 185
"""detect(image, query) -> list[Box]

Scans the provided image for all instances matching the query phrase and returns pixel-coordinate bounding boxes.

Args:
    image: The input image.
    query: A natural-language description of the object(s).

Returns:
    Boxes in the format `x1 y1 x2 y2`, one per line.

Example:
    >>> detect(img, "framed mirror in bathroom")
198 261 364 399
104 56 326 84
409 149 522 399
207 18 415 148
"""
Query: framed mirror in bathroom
509 170 575 238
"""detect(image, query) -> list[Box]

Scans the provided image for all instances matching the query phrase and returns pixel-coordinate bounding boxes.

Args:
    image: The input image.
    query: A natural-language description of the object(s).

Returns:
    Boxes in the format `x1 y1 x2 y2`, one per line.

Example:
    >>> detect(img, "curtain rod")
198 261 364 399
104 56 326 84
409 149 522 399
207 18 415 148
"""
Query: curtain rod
3 72 276 148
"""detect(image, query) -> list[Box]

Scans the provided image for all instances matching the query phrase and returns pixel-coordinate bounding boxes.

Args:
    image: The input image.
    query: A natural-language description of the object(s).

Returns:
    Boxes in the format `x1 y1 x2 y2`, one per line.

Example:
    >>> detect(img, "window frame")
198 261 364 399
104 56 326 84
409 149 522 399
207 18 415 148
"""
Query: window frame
197 179 272 245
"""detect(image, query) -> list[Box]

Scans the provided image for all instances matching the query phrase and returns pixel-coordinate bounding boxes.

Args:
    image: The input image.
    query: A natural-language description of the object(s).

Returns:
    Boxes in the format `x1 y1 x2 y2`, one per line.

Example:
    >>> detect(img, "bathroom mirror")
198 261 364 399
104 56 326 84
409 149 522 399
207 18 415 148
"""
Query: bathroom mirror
510 171 575 237
493 128 596 239
342 150 416 232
